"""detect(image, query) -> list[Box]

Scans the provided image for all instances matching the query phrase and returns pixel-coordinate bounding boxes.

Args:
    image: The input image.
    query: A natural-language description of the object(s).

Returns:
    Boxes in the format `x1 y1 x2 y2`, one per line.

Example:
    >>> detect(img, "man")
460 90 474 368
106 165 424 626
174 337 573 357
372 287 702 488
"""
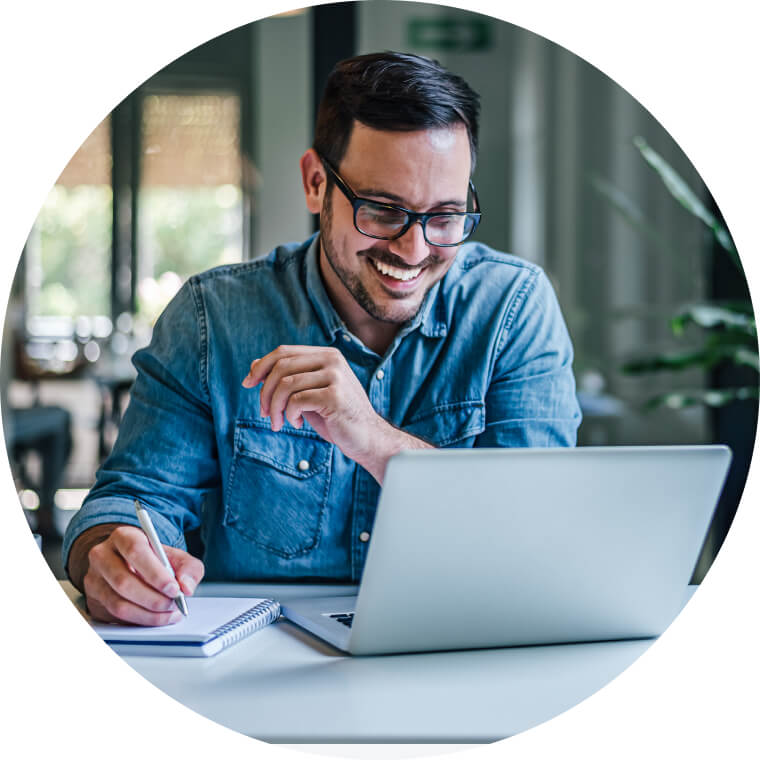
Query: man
63 52 581 626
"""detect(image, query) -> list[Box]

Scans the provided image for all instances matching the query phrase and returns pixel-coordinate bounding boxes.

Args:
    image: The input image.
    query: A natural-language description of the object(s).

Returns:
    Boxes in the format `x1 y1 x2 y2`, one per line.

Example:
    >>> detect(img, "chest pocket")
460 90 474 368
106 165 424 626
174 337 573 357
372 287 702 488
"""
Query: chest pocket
401 400 485 447
224 419 333 558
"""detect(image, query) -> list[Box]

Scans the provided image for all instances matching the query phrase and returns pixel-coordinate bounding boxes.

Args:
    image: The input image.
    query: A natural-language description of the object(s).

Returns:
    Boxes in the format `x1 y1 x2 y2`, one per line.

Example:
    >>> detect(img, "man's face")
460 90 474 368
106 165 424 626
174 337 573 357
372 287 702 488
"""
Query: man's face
318 123 472 326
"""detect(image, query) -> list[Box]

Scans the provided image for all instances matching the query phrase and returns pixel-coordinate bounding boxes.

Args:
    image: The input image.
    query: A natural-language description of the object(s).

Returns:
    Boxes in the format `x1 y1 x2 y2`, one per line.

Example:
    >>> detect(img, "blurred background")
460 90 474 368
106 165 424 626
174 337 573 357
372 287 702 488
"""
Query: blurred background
1 2 756 582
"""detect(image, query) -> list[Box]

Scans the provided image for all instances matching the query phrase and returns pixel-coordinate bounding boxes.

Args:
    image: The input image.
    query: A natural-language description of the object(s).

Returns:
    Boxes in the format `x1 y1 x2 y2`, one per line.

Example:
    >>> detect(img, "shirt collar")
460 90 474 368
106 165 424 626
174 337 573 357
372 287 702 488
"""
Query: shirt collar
304 233 449 344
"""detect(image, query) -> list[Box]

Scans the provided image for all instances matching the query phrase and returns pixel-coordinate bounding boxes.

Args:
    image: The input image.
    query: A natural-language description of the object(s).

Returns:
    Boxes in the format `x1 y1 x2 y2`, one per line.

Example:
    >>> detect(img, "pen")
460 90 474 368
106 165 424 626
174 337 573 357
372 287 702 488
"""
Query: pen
134 499 189 617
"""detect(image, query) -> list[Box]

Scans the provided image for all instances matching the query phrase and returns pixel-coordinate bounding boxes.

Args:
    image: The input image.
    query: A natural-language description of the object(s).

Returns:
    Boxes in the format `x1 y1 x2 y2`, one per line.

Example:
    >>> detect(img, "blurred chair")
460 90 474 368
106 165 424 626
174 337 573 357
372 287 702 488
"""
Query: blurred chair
7 404 72 541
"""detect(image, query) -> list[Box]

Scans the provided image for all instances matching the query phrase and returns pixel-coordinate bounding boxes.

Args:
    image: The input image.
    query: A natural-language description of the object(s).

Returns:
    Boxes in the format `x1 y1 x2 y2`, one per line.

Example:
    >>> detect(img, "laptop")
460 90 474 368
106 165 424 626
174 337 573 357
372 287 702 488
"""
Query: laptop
281 445 731 655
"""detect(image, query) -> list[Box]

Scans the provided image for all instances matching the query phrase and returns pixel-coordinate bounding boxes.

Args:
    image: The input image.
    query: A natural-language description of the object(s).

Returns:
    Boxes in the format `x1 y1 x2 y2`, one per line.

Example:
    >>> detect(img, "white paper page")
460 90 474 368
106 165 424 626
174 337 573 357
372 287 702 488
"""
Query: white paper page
91 597 271 642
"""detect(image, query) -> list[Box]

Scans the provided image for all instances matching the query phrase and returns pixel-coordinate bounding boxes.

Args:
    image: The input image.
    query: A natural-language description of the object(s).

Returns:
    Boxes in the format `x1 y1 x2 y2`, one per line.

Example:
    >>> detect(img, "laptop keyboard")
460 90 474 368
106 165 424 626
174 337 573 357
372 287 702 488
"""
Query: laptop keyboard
329 612 355 628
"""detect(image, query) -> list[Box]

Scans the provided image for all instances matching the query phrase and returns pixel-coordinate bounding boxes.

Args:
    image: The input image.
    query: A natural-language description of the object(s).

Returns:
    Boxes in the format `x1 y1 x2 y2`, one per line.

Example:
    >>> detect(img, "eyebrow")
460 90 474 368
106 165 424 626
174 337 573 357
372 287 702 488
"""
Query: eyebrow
355 186 467 210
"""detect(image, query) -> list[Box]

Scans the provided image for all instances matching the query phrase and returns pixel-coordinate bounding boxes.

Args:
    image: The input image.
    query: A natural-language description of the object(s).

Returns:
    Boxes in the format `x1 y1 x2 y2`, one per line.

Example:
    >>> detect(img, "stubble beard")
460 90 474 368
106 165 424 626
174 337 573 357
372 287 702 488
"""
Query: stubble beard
319 190 431 326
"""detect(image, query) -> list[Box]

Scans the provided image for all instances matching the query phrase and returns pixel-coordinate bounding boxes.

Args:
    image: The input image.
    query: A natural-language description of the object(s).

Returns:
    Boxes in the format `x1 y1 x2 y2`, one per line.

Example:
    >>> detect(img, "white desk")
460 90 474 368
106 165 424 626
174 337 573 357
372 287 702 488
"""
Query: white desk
64 581 690 743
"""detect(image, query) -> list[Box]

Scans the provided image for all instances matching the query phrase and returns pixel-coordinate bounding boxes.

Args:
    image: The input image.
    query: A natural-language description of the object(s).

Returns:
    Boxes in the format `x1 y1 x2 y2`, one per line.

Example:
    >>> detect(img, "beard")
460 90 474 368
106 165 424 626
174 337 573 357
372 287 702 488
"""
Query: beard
319 190 440 325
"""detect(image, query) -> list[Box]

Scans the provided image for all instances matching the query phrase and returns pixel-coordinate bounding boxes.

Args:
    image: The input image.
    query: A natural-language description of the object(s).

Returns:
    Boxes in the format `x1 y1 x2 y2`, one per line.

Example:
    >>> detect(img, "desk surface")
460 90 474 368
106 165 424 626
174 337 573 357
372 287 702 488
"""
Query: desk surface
62 581 689 744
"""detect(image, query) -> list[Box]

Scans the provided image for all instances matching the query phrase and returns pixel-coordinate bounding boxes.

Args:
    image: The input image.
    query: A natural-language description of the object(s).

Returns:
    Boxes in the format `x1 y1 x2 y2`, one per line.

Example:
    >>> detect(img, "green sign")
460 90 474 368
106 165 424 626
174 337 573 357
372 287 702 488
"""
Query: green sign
407 18 492 52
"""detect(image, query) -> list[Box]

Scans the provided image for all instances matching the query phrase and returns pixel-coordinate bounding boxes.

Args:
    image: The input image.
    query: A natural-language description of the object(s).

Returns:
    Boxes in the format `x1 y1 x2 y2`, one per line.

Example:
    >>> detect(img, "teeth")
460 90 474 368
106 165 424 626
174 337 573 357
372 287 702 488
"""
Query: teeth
372 259 421 281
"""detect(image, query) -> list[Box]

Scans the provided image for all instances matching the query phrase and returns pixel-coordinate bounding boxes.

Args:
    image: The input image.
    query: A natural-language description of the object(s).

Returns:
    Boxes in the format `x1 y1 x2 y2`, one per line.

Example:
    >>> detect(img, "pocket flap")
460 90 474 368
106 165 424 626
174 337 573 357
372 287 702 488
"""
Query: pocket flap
402 401 485 447
234 419 332 478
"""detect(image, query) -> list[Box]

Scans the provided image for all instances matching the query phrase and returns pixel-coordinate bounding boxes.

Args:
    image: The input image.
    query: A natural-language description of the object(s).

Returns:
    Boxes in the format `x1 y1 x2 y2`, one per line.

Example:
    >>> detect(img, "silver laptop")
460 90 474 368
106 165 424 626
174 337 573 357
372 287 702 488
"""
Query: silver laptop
281 445 731 655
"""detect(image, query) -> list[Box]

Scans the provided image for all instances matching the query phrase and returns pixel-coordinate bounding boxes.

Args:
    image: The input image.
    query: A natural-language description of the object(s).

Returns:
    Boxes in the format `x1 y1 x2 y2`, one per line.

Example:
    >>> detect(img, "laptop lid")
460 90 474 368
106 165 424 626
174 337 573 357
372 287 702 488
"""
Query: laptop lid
342 445 730 655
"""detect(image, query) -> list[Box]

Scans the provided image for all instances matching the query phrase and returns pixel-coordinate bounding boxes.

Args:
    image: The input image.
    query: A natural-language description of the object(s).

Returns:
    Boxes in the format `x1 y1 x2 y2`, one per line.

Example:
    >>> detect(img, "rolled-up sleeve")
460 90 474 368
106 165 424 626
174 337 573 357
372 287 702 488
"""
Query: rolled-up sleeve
476 268 582 448
62 279 220 573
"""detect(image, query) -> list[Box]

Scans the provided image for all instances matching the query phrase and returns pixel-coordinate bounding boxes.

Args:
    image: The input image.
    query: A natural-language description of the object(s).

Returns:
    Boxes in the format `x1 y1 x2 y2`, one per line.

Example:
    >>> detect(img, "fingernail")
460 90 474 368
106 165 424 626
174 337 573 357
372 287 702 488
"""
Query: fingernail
168 611 182 623
180 574 197 594
163 582 180 597
244 360 259 387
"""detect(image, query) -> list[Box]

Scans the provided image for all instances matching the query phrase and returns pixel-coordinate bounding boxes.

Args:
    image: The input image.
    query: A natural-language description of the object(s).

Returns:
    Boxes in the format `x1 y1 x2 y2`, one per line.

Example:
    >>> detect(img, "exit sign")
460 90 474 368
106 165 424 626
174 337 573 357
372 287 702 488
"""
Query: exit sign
407 18 492 52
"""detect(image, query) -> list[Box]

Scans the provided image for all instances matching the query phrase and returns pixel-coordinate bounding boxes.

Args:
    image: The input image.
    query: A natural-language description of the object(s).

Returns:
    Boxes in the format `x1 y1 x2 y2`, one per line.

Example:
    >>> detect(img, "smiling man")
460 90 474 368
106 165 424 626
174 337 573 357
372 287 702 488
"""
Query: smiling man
63 52 581 626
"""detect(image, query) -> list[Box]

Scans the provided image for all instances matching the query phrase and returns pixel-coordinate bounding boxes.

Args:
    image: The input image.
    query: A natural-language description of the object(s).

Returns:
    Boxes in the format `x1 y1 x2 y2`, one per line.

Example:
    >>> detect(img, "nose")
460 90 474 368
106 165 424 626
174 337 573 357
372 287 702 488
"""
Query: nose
387 219 430 266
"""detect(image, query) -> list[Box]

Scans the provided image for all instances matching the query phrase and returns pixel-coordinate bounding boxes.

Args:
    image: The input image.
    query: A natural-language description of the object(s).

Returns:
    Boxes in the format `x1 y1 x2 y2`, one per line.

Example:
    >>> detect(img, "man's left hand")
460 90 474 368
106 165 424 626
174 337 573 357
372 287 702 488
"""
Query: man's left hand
242 345 431 482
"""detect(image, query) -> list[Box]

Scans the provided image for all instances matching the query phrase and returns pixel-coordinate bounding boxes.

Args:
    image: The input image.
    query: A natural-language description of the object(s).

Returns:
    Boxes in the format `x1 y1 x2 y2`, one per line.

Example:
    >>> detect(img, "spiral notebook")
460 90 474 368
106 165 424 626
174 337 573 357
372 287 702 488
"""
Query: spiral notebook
90 597 281 657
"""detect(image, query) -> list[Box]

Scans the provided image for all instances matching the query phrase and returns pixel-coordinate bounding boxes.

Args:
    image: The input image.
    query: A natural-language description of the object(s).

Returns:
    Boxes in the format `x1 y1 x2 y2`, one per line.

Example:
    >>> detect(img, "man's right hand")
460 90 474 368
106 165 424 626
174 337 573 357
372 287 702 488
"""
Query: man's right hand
68 523 205 626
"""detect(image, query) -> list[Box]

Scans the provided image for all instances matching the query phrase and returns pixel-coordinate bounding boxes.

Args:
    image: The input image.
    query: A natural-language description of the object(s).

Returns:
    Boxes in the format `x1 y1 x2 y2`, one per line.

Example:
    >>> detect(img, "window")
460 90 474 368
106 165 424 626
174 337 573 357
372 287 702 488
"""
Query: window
137 91 245 323
25 117 112 339
21 24 253 351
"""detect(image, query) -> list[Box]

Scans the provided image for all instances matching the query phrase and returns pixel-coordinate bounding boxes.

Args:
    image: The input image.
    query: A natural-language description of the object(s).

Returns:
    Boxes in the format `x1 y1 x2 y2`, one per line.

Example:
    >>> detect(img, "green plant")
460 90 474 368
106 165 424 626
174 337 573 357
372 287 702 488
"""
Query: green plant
594 137 758 410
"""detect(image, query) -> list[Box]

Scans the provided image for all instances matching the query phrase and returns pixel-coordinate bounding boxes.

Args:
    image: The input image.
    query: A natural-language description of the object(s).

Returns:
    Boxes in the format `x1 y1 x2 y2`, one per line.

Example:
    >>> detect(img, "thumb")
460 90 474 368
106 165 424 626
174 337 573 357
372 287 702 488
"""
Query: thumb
165 546 205 595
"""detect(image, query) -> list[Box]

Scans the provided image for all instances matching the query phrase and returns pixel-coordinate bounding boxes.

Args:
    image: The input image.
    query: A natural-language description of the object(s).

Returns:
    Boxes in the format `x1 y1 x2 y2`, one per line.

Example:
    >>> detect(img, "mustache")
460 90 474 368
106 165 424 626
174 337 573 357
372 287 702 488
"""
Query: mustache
359 246 440 270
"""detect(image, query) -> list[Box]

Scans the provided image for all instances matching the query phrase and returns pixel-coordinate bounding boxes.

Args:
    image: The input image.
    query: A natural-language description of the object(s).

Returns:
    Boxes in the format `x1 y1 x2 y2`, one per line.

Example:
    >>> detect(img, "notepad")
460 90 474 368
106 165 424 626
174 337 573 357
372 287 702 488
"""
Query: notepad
91 597 281 657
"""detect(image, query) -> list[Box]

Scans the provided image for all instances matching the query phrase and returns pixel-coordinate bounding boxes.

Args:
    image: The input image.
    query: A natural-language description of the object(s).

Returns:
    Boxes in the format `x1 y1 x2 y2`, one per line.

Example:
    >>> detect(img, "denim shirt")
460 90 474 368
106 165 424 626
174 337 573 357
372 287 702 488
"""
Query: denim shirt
63 234 581 582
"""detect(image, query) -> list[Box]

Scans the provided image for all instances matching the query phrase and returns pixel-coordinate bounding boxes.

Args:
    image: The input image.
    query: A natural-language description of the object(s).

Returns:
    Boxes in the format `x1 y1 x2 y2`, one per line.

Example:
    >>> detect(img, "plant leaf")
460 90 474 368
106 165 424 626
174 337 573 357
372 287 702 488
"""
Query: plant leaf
670 303 756 336
642 386 759 410
633 136 743 271
732 347 760 371
623 349 717 373
623 342 759 373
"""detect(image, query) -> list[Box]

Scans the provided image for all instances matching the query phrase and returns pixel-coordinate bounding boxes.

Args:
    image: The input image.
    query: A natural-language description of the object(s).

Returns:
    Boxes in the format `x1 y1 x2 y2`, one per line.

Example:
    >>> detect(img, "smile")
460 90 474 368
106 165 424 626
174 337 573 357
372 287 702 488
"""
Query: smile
371 258 422 282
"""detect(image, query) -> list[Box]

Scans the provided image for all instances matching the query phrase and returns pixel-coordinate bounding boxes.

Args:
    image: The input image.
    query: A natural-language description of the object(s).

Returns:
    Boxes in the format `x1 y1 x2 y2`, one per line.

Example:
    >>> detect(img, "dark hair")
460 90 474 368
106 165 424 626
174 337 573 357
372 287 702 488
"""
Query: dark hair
313 51 481 174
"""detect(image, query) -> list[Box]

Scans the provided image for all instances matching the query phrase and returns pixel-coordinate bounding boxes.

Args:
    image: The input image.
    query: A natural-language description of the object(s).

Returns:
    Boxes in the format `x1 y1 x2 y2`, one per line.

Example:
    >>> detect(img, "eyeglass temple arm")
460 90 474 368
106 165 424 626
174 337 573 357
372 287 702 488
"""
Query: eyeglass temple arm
469 180 481 214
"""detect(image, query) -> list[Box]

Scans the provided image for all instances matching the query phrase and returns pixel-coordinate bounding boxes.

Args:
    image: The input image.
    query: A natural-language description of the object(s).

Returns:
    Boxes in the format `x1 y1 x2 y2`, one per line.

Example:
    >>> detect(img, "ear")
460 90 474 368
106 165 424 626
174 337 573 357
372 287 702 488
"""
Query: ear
300 148 328 214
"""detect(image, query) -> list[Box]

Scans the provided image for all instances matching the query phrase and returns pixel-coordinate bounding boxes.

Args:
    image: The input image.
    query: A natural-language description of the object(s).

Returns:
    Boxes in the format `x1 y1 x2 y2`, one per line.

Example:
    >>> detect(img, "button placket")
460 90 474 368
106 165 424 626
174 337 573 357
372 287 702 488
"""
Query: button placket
369 361 390 418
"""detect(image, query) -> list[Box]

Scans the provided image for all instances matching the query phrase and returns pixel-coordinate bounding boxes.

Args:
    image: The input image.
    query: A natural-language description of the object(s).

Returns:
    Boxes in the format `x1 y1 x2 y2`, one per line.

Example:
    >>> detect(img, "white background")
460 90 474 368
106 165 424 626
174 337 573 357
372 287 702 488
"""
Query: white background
1 1 757 758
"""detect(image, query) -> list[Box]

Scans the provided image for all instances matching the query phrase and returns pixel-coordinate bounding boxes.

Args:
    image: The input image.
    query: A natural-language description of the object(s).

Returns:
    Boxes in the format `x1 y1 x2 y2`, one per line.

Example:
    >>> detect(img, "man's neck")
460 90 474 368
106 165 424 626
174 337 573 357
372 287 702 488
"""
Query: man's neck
318 244 399 356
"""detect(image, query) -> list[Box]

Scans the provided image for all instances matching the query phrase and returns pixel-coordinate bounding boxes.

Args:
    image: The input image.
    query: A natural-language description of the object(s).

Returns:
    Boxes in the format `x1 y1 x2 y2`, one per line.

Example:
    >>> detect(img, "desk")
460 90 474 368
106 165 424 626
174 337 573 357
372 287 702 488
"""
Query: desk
63 581 691 744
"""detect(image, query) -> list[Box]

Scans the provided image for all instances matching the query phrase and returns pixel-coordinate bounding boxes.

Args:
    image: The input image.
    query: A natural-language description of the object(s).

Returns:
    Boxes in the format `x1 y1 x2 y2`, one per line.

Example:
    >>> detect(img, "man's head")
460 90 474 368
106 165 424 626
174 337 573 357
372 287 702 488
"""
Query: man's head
301 52 481 347
313 52 480 174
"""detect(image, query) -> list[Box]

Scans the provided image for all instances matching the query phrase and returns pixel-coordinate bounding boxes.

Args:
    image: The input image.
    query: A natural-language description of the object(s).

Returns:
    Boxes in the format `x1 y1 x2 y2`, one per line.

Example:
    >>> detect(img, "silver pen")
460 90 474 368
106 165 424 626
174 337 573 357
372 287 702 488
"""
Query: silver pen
134 500 189 616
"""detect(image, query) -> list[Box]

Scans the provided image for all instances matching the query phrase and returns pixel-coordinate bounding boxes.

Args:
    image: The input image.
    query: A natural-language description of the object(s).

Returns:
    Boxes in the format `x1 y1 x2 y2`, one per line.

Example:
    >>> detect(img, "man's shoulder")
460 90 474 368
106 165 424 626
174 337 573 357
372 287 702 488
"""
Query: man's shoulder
433 242 551 330
454 241 542 280
444 242 545 302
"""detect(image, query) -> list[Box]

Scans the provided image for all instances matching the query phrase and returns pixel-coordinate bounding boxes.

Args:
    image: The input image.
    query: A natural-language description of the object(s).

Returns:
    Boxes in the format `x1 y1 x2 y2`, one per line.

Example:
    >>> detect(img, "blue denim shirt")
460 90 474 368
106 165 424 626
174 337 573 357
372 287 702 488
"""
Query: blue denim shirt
63 234 581 582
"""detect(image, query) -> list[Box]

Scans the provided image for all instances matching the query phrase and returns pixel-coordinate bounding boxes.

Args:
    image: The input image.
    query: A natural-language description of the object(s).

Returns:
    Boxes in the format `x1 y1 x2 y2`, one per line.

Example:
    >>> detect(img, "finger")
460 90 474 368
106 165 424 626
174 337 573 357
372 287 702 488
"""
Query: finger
109 526 180 598
243 346 302 388
165 547 205 596
91 538 179 613
241 358 260 388
244 345 334 389
85 572 182 626
284 388 333 429
268 370 331 431
85 594 119 624
259 354 326 417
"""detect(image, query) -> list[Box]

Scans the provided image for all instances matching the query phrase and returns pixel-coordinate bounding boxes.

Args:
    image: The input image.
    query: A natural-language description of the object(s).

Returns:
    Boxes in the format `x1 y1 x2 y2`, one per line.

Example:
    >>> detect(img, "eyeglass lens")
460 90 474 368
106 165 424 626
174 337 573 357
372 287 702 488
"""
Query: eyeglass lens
355 203 475 245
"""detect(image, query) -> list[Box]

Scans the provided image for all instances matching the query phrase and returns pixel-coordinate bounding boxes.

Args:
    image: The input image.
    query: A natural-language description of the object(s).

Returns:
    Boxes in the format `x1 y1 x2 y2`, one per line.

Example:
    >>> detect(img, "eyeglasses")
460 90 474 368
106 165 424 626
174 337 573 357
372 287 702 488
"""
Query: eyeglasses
320 156 481 247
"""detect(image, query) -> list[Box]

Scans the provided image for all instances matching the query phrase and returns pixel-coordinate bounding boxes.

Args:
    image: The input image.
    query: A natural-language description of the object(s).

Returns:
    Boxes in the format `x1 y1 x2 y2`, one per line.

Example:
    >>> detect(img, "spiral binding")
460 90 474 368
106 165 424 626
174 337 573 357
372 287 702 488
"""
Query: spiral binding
207 599 281 650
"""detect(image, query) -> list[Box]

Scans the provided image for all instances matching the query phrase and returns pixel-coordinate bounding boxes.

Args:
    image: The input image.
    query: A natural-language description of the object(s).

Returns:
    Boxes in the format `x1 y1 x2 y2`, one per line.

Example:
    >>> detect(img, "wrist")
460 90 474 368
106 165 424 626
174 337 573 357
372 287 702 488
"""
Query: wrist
357 416 434 484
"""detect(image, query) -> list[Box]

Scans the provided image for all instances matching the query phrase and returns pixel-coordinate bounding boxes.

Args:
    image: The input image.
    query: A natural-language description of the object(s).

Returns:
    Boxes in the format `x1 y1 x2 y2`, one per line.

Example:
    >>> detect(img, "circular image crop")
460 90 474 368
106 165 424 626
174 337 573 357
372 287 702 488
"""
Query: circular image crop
2 2 757 758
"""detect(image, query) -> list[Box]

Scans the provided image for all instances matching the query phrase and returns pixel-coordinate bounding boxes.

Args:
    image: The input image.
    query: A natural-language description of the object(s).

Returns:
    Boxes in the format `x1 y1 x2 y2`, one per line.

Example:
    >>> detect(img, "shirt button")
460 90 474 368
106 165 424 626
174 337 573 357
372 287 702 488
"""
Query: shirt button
359 531 370 543
375 369 385 380
342 333 351 342
297 460 310 472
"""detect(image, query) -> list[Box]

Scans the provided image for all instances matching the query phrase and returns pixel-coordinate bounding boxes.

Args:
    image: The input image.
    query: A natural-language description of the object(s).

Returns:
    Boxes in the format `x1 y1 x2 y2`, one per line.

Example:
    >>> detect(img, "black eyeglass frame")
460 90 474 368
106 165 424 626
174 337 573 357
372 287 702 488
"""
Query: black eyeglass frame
320 156 482 247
